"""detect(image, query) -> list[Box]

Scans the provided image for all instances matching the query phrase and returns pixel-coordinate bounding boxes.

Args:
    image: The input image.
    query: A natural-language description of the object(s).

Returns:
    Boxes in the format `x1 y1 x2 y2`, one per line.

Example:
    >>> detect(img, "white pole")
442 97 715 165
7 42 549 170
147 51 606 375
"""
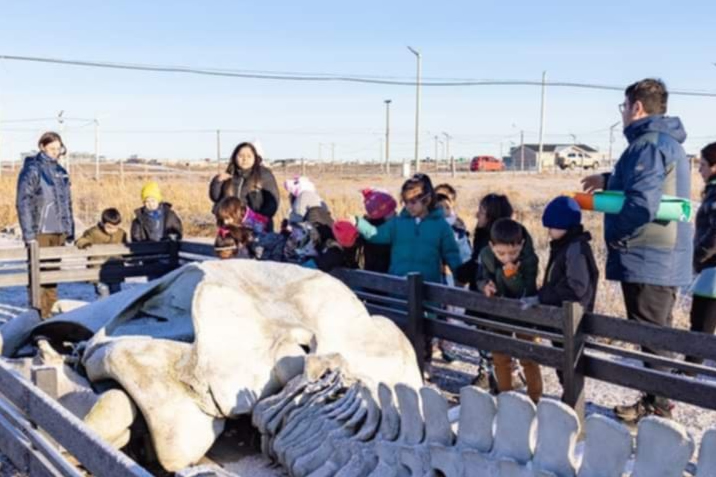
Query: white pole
408 46 421 175
94 118 99 181
384 99 391 176
520 130 525 172
537 71 547 174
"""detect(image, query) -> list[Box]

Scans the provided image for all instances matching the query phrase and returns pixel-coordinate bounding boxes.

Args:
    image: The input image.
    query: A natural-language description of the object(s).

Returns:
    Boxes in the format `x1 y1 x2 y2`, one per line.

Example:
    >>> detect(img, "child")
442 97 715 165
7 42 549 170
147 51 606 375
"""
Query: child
284 176 327 224
476 218 542 403
75 208 128 296
214 197 254 259
436 193 472 271
131 182 183 242
355 173 463 285
538 196 599 312
689 142 716 366
360 188 396 274
456 194 514 291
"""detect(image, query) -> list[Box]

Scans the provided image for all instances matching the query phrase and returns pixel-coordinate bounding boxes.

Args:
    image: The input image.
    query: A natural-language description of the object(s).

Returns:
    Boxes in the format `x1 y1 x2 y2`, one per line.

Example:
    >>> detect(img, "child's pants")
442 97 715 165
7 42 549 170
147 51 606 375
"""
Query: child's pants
493 334 543 403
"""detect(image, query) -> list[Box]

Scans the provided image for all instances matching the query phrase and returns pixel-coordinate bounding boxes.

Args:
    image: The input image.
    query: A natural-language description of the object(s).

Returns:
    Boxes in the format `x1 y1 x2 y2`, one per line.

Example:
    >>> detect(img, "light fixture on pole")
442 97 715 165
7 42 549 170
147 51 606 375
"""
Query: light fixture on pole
407 46 421 176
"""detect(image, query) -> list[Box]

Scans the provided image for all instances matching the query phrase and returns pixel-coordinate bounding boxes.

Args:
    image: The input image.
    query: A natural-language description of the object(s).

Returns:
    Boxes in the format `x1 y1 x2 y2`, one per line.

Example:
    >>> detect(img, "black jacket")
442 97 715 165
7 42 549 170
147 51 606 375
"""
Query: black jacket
131 203 183 242
538 226 599 312
16 153 75 242
455 226 493 291
209 166 280 230
694 179 716 273
361 217 391 274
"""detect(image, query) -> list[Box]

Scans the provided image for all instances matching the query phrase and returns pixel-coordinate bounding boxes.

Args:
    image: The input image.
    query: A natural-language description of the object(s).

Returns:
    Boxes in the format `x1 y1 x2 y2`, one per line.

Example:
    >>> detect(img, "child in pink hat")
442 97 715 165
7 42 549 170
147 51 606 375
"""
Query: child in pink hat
359 188 397 273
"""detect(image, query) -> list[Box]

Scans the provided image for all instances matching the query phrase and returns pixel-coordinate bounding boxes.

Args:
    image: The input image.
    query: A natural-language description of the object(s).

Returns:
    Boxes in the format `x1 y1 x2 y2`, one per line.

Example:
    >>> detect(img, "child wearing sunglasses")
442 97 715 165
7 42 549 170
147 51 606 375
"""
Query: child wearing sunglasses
354 173 464 284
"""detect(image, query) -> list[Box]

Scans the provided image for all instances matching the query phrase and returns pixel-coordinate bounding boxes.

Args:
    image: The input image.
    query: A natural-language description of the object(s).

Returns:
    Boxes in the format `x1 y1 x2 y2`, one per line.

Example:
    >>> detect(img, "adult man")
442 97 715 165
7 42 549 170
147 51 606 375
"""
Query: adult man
582 78 692 423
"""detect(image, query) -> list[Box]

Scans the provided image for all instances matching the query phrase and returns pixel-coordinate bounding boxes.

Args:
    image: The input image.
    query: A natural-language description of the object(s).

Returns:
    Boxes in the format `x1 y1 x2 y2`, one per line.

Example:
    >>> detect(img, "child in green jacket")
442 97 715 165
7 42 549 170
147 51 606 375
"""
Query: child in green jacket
355 173 464 284
476 218 542 403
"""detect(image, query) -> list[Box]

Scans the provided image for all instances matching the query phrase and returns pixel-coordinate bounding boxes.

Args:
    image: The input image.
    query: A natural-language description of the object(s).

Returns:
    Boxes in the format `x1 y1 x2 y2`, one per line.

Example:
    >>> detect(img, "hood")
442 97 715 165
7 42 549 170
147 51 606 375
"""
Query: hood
624 115 686 144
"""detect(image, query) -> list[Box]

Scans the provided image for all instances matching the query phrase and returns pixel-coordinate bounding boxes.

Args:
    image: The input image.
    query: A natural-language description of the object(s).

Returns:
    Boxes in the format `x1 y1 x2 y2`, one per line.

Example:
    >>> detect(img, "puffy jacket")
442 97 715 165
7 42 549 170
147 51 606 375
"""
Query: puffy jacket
131 203 183 242
209 166 280 231
538 226 599 312
16 153 75 242
356 207 463 284
476 225 538 299
361 217 392 274
694 179 716 274
604 115 692 286
456 226 491 291
75 224 128 249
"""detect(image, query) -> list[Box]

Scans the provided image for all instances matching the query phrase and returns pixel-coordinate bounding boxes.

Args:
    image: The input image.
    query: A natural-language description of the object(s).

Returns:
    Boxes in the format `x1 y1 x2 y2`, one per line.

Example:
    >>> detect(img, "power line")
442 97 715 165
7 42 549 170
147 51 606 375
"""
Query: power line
3 54 716 97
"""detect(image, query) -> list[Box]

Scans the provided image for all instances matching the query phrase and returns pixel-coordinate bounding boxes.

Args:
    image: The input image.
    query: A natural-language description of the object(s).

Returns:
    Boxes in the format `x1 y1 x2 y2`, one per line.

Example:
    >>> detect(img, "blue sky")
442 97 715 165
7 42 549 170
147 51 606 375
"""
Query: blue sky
1 0 715 162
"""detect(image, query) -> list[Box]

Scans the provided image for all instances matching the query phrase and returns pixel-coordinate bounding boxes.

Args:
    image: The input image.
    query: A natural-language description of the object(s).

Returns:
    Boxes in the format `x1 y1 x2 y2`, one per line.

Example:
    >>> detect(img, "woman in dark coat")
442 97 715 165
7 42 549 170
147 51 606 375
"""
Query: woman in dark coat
209 142 280 232
16 132 74 318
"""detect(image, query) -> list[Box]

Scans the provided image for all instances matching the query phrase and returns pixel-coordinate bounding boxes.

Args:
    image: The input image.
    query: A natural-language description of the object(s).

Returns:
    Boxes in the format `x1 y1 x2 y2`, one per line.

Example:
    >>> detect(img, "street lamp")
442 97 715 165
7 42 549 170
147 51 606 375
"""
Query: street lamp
407 46 421 176
608 121 621 168
384 99 391 175
443 132 455 177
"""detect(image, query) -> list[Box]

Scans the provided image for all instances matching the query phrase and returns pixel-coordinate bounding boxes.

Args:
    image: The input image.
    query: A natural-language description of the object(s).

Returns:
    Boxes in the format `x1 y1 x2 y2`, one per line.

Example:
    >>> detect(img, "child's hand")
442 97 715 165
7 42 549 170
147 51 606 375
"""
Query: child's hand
503 261 520 279
483 281 497 297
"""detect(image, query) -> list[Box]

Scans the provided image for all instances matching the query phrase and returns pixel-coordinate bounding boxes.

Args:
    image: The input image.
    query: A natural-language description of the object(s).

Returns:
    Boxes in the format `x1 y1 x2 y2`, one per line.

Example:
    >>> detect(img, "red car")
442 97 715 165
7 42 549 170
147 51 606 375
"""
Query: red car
470 156 504 172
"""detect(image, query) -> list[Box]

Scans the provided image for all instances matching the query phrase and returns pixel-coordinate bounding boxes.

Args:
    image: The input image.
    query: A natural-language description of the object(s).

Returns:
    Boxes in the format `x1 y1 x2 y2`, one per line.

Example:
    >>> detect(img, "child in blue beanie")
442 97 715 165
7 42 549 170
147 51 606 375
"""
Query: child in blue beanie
538 196 599 312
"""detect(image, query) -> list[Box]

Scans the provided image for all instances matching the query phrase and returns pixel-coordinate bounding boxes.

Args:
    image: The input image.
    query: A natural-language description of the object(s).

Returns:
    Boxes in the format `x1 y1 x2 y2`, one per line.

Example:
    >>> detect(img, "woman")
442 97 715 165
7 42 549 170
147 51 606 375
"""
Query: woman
689 142 716 367
16 132 75 319
209 142 280 232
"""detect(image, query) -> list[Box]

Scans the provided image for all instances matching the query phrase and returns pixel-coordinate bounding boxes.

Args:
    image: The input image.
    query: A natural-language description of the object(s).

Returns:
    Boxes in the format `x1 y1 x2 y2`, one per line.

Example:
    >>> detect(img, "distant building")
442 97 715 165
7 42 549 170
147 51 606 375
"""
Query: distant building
509 143 601 170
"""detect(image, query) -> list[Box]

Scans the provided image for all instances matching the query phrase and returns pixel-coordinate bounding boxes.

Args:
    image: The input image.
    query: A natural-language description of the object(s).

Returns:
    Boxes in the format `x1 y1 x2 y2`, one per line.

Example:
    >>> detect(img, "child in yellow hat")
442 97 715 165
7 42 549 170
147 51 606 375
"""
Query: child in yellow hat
131 181 183 243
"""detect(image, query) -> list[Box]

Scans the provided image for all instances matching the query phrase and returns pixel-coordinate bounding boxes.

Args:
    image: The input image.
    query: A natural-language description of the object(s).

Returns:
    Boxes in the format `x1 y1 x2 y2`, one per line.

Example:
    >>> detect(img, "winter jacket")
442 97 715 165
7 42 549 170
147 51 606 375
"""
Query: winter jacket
16 153 75 242
603 115 692 286
476 225 538 299
361 217 392 274
456 226 491 291
694 179 716 274
130 203 183 242
75 224 128 249
209 166 280 231
356 207 463 284
538 226 599 312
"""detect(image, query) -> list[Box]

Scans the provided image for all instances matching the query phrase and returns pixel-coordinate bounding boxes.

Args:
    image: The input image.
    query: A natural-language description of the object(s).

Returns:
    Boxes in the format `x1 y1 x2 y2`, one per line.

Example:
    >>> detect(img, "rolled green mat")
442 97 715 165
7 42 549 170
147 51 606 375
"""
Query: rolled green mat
593 191 692 222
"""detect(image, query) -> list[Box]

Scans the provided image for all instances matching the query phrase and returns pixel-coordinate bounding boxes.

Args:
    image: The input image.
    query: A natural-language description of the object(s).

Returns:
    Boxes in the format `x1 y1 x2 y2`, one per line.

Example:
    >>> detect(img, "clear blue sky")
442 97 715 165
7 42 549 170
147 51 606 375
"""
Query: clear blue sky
1 0 715 162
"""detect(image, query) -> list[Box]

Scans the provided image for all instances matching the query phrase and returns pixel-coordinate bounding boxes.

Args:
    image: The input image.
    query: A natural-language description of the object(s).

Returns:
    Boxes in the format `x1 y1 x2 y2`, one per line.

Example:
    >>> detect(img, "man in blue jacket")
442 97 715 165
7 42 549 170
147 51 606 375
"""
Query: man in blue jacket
582 79 691 423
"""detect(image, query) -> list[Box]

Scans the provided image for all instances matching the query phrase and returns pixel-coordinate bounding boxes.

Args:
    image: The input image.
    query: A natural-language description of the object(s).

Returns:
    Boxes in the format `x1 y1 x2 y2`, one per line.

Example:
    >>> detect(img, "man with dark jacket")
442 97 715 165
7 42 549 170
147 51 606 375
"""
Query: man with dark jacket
581 78 692 422
16 133 75 318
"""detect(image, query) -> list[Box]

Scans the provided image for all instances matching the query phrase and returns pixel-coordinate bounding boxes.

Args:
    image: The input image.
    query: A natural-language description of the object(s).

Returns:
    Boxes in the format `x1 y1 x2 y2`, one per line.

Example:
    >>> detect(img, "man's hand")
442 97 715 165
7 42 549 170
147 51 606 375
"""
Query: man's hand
581 174 605 193
483 281 497 298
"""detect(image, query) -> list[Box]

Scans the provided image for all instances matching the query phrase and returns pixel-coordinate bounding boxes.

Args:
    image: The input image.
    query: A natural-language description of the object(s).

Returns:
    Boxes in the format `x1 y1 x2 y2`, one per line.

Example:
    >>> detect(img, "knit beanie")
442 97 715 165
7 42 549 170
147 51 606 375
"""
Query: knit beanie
141 182 162 202
332 220 359 248
284 176 316 198
542 196 582 230
361 188 397 220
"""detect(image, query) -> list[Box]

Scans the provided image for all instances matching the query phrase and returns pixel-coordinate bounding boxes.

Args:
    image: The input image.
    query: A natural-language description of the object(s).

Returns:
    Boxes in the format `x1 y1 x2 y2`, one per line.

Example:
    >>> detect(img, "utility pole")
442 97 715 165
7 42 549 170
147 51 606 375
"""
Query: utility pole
608 121 620 168
443 132 454 178
434 136 439 164
94 118 99 181
408 46 421 175
216 129 222 172
537 71 547 173
520 130 525 172
57 110 67 174
384 99 391 176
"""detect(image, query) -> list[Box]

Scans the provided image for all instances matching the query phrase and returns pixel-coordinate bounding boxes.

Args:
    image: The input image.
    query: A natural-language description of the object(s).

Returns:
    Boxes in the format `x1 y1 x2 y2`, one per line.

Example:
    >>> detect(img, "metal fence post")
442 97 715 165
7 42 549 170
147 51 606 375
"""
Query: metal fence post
561 301 585 425
406 273 426 374
28 240 41 311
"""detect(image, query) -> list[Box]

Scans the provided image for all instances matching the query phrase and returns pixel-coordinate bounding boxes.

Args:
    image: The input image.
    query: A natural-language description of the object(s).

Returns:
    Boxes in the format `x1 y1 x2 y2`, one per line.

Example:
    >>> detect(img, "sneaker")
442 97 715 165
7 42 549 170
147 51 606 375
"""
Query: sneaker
614 396 673 424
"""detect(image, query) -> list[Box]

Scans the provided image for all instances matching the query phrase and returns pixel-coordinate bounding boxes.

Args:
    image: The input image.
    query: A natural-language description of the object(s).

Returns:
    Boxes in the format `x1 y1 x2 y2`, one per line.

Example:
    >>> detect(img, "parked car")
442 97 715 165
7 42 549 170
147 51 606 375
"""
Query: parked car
557 151 599 170
470 156 505 172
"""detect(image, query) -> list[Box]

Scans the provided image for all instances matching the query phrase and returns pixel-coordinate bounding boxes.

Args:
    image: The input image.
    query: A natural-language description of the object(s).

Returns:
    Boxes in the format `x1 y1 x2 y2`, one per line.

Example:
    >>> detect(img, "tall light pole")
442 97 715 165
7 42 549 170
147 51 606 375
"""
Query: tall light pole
537 71 547 173
608 121 620 168
57 110 67 173
216 129 222 172
384 99 391 175
407 46 421 175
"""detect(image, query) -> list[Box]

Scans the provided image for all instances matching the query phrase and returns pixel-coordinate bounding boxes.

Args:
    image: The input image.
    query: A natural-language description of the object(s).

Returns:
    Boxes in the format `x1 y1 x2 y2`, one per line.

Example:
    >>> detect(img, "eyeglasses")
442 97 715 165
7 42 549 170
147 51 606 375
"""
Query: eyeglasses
618 102 627 113
403 193 429 206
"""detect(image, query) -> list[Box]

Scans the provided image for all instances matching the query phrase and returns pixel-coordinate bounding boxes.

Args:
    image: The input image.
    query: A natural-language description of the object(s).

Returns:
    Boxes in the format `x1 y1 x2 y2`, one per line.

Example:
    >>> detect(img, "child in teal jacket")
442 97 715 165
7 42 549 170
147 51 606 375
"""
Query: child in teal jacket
355 174 464 283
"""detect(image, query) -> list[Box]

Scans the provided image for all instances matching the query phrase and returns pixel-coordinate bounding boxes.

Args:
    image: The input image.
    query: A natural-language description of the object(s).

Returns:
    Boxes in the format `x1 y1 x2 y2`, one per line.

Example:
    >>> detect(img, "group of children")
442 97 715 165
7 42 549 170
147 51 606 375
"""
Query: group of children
211 171 600 404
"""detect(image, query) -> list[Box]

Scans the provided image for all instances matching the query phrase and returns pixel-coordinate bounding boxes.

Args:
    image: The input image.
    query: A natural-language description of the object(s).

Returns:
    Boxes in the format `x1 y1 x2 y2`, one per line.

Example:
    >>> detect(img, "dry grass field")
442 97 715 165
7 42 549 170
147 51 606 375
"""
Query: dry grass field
0 162 703 326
